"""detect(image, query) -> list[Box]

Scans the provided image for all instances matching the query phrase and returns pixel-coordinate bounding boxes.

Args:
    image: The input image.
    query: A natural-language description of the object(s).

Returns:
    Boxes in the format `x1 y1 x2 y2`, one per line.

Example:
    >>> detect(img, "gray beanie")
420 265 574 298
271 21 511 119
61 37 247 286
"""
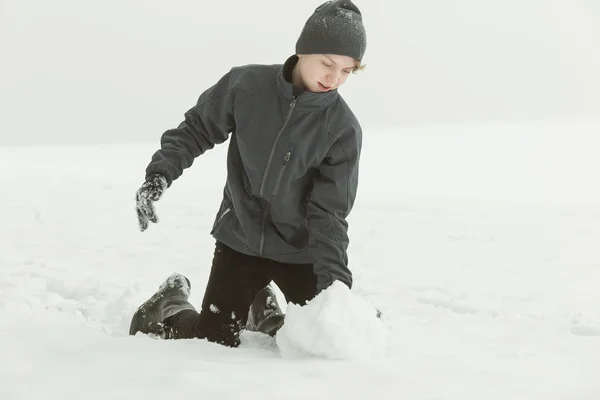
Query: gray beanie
295 0 367 61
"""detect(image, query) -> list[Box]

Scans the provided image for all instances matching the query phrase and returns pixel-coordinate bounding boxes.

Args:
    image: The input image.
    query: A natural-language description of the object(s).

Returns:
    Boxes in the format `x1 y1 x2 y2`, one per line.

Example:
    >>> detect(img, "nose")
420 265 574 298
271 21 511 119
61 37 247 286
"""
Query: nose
326 70 341 85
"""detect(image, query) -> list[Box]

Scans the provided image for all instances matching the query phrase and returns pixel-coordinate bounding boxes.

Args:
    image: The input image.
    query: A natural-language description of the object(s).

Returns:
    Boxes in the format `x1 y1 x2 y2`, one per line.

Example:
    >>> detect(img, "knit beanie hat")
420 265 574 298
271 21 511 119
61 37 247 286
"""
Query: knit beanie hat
295 0 367 61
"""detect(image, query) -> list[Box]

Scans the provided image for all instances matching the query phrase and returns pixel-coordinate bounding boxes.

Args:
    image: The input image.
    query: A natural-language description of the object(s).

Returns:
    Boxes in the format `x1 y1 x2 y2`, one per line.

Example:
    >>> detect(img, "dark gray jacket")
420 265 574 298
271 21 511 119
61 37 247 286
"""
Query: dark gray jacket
146 55 362 292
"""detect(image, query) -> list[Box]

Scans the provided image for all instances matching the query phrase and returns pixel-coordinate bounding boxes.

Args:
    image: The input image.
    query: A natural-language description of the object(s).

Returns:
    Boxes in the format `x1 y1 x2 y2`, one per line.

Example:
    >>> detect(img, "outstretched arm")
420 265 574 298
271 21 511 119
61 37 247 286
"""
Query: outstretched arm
145 69 244 186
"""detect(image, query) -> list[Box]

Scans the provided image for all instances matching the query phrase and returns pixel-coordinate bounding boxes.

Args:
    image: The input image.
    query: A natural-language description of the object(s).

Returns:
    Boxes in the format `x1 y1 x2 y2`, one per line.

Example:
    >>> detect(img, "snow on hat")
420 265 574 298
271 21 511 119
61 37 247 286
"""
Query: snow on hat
295 0 367 61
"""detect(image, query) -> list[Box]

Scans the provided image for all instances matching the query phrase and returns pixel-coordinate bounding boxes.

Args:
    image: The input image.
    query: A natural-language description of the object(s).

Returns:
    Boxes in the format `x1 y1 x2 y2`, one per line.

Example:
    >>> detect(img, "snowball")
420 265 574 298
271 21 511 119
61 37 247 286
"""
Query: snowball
276 281 388 360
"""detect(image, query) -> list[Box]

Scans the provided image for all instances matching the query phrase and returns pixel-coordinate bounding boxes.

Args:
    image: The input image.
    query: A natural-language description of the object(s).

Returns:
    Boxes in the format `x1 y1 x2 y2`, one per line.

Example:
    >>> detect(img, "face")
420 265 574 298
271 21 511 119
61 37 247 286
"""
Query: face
296 54 357 93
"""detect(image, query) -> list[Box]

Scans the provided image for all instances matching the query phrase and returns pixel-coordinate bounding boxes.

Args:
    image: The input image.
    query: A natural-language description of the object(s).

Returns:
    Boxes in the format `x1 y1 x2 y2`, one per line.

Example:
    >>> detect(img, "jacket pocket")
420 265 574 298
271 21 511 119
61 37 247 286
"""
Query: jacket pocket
272 151 291 196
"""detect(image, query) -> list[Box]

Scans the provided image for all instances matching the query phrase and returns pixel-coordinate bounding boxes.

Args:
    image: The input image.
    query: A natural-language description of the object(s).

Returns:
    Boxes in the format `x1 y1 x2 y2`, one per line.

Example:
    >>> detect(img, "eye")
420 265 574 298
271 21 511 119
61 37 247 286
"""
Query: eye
323 62 333 68
343 70 352 74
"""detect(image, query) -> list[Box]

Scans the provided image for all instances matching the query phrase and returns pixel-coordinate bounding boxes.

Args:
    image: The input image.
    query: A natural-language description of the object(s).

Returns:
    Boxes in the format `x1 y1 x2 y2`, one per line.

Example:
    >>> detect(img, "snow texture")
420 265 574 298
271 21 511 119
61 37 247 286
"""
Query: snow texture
2 121 600 399
158 273 190 297
277 281 388 360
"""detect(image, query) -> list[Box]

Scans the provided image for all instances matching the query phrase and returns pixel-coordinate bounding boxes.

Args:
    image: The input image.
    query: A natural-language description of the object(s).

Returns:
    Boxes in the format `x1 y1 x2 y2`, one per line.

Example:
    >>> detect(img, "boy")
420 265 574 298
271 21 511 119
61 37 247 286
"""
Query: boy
130 0 367 347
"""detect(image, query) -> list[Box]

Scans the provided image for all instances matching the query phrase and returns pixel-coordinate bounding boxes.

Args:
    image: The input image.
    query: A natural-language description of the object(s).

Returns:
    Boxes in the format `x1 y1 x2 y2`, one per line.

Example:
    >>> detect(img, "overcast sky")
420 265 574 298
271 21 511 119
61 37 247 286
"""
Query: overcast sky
1 0 599 145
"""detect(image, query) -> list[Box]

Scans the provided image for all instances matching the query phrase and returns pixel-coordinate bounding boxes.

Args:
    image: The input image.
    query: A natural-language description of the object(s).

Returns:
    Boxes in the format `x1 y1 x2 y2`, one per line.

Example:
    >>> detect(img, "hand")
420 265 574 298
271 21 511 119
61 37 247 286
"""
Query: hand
135 174 168 232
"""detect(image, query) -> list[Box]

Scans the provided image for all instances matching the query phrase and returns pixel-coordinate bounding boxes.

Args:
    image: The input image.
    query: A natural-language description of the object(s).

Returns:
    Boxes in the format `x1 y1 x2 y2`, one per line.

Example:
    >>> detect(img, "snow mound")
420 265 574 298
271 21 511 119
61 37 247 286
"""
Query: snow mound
276 281 389 360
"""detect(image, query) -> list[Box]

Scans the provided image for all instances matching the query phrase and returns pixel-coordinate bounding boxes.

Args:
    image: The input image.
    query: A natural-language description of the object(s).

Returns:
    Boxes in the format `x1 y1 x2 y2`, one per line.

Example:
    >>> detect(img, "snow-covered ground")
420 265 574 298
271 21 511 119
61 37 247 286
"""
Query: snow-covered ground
2 121 600 399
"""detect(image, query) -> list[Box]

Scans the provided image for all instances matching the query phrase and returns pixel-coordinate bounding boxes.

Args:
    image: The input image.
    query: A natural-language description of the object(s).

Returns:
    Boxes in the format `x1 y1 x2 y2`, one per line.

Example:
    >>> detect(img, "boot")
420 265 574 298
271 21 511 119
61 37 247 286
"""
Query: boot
246 284 285 336
129 273 196 337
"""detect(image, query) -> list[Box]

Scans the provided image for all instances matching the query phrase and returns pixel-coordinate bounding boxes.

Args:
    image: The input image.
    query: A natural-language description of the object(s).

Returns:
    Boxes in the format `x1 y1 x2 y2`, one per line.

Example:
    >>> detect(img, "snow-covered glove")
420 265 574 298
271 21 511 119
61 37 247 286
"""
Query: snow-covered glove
135 173 168 232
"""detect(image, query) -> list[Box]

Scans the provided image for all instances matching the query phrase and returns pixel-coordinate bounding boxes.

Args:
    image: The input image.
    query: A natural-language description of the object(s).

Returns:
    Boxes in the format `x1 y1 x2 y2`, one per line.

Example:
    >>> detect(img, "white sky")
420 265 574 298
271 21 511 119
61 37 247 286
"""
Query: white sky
1 0 599 145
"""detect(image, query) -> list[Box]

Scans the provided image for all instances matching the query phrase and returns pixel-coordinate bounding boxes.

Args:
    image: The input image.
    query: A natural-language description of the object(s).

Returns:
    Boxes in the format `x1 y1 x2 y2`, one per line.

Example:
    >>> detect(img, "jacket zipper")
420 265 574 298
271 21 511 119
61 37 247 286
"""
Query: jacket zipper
217 207 231 223
259 97 298 197
259 96 298 257
272 151 291 196
217 182 233 224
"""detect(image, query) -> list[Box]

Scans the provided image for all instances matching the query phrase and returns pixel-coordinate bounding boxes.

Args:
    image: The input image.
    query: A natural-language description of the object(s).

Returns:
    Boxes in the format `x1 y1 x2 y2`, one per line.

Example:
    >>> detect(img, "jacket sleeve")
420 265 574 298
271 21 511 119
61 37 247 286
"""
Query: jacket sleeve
145 69 242 186
307 125 362 293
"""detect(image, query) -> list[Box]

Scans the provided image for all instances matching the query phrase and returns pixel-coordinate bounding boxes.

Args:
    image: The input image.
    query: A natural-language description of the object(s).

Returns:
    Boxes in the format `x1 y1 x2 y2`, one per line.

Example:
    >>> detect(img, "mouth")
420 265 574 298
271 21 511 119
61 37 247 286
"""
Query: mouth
318 82 332 91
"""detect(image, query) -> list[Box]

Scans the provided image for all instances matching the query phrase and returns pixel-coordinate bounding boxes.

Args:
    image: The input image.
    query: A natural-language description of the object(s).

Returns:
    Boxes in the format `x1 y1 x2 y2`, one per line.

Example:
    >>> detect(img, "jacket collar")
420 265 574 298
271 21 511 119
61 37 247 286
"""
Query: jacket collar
276 55 338 109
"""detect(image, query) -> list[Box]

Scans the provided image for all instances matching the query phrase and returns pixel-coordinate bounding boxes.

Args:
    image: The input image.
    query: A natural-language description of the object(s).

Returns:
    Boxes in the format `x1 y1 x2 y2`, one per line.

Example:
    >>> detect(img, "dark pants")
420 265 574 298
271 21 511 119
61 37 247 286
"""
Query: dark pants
164 241 317 347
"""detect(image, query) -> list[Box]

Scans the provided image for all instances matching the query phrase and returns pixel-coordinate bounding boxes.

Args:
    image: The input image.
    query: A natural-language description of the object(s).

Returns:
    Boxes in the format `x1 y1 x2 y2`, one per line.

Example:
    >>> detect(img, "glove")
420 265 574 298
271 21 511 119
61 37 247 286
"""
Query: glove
135 174 168 232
